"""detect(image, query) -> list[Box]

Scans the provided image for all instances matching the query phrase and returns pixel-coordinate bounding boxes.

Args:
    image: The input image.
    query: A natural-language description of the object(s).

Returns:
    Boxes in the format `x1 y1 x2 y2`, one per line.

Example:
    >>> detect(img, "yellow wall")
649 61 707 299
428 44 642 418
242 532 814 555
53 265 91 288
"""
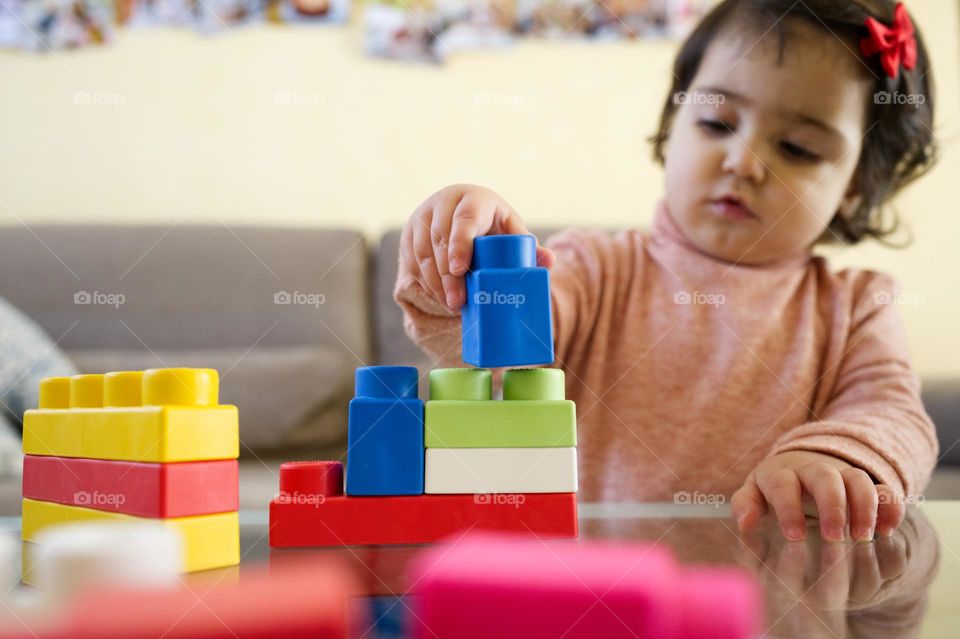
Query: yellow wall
0 2 958 377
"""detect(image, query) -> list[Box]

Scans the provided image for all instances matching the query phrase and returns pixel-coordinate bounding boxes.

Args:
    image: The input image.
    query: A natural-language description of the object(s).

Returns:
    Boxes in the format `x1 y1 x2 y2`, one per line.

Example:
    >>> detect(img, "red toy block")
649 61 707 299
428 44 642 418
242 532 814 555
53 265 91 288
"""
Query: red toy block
409 532 762 639
270 544 423 596
270 492 577 547
22 455 238 518
24 560 359 639
269 460 576 547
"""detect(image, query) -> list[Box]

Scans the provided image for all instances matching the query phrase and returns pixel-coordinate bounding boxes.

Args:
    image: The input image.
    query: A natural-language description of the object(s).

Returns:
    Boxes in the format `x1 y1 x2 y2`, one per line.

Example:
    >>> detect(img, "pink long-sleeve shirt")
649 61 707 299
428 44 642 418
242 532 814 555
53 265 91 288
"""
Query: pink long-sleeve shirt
394 203 938 502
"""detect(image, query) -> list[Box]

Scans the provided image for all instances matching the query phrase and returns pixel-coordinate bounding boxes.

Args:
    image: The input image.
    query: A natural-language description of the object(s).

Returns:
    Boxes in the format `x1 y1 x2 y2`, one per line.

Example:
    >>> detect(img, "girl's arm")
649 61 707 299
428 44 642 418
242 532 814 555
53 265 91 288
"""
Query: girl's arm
733 273 938 540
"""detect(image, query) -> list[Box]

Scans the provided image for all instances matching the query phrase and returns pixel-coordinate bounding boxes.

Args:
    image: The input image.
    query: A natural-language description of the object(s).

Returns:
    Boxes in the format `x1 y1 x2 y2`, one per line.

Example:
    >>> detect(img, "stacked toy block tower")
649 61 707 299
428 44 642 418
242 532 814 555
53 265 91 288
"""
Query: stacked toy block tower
21 368 240 574
269 234 577 547
424 367 576 495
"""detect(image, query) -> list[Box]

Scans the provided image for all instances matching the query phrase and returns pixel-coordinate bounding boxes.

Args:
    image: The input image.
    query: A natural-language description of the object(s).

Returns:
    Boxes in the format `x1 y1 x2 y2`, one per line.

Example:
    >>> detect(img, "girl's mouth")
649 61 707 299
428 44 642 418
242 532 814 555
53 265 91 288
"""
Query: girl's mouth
709 196 759 222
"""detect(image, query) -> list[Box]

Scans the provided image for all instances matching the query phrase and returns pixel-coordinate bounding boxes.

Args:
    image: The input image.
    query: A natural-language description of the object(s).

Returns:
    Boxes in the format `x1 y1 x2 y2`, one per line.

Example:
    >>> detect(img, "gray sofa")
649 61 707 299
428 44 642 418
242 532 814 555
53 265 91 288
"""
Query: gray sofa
0 224 956 514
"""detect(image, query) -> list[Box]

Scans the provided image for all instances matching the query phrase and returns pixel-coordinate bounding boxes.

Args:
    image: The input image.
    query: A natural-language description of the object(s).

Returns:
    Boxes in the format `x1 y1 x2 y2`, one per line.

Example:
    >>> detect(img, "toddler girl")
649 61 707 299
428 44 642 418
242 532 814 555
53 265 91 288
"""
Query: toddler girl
394 0 939 543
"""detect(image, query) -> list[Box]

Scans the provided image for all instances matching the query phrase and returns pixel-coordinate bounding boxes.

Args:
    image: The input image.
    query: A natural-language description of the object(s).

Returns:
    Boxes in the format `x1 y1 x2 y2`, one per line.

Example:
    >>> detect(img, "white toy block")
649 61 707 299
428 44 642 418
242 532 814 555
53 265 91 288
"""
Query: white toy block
424 447 578 494
29 521 182 599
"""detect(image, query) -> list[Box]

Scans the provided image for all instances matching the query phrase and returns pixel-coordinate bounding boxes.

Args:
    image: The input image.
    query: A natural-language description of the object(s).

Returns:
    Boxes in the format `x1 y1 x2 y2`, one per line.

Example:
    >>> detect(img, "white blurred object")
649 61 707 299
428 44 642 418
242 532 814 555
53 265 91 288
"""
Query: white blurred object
0 532 17 594
31 522 182 602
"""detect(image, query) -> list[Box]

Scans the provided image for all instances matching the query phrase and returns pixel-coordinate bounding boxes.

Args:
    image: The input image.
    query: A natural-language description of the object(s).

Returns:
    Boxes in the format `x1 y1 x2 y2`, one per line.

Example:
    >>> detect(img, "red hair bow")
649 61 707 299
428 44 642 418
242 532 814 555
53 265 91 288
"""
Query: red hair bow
860 3 917 79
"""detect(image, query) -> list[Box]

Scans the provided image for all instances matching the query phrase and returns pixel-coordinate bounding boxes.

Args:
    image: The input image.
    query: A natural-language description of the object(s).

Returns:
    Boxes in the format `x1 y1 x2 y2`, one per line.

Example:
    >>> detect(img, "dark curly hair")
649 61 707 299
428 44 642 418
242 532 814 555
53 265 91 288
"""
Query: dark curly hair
650 0 937 245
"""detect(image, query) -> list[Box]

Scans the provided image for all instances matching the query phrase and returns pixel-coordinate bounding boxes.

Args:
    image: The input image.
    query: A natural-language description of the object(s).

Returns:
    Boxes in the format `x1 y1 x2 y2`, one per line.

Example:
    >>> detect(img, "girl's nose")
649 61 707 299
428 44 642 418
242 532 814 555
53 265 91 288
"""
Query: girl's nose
721 138 766 184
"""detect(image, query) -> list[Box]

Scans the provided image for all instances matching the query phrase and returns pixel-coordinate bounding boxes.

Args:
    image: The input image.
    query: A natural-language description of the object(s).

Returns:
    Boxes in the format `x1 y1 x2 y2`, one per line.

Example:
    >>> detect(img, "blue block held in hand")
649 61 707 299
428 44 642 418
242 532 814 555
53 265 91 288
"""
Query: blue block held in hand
462 235 555 368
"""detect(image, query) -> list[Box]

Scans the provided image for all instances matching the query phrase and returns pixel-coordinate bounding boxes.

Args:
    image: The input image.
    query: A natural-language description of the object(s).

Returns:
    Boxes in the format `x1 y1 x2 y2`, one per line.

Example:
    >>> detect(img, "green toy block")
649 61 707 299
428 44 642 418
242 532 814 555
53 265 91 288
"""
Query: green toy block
429 369 492 401
429 368 565 402
424 400 577 448
426 368 575 448
502 368 565 400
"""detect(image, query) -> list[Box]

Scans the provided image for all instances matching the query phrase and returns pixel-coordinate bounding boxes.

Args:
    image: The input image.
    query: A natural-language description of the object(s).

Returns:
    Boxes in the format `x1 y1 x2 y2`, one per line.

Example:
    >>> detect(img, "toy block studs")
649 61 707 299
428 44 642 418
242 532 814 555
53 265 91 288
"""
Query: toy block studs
428 368 492 401
279 461 344 500
472 234 537 270
346 366 424 496
354 366 419 399
38 377 71 409
103 371 144 407
143 368 219 407
69 374 104 408
502 368 565 400
462 235 555 368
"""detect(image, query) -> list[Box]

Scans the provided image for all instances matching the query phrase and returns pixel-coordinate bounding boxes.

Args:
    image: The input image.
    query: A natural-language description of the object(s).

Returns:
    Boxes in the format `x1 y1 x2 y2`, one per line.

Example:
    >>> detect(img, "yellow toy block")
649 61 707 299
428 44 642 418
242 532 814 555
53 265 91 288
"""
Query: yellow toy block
22 498 239 573
23 369 238 462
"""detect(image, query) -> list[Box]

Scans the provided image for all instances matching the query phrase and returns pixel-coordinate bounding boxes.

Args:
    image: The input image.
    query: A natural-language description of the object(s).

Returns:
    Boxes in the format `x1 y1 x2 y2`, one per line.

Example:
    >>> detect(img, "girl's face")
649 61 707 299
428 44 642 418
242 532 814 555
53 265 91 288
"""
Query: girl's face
663 22 873 265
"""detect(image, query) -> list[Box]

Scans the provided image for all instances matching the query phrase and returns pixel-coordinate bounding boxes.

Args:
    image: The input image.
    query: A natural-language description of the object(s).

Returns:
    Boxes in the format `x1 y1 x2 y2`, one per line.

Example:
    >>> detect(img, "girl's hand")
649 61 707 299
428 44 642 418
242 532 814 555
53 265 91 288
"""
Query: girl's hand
731 451 905 542
400 184 555 311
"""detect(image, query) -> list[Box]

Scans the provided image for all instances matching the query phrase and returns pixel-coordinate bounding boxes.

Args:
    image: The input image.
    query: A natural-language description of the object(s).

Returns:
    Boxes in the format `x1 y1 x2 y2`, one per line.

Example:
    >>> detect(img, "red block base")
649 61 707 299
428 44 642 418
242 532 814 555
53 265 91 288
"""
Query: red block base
22 455 238 518
269 493 578 547
29 561 358 639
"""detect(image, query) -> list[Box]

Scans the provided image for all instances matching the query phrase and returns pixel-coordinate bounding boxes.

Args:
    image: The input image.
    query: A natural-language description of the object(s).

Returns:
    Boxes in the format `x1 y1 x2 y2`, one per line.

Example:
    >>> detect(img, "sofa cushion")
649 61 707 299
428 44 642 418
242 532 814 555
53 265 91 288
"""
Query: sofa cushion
922 378 960 466
70 345 353 453
0 225 370 360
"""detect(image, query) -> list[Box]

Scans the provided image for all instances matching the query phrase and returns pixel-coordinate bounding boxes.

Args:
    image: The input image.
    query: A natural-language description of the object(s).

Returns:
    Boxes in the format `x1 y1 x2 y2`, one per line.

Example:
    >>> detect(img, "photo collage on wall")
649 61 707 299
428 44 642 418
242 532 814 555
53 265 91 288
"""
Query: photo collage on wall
0 0 712 59
364 0 715 63
0 0 350 51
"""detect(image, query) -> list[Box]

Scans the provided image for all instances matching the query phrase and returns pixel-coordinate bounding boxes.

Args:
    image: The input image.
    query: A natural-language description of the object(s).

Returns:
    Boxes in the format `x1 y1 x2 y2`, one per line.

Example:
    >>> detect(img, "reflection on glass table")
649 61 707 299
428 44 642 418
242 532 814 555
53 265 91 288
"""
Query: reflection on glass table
0 501 956 638
254 502 954 638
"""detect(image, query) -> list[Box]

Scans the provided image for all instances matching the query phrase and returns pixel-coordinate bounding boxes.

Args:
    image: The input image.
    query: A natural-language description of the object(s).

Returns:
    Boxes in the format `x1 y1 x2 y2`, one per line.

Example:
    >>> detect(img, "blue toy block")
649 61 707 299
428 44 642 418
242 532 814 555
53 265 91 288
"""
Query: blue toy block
346 366 425 496
462 235 554 368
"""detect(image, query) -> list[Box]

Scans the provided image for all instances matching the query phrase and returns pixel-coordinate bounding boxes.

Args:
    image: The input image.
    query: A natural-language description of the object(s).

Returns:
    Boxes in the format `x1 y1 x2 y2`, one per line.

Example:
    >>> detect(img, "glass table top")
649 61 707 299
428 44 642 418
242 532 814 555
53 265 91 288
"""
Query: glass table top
2 501 958 638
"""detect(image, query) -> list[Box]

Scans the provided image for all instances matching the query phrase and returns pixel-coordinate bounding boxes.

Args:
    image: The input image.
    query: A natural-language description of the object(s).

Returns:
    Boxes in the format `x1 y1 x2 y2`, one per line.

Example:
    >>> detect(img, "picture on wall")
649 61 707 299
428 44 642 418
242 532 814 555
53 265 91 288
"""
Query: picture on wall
1 0 708 55
0 0 25 48
362 0 714 63
514 0 713 40
114 0 193 28
267 0 351 24
363 0 514 64
20 0 114 51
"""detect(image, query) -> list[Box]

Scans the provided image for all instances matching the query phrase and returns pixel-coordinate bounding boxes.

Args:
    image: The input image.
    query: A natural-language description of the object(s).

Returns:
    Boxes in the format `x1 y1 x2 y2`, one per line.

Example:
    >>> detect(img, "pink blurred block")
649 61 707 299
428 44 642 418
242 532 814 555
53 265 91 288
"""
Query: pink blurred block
408 533 762 639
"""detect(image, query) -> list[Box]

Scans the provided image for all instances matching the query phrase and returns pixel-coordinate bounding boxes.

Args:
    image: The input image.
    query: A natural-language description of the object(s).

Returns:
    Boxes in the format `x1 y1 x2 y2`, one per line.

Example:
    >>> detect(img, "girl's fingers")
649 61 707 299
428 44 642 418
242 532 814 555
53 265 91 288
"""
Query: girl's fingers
399 224 418 279
841 468 878 541
412 210 445 305
448 194 496 276
429 203 460 309
491 203 531 236
536 245 557 269
796 463 847 542
757 469 806 541
731 479 766 531
875 485 906 536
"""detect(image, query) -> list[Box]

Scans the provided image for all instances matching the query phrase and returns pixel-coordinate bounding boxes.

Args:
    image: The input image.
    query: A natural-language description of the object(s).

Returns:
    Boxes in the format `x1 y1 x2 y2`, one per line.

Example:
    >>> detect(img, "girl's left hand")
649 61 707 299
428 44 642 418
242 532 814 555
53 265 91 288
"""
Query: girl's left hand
731 451 905 542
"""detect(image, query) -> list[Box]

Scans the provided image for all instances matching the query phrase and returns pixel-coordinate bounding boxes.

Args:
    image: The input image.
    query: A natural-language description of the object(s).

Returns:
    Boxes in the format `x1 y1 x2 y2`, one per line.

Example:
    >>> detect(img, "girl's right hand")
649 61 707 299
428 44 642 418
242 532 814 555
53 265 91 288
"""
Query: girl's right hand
400 184 555 311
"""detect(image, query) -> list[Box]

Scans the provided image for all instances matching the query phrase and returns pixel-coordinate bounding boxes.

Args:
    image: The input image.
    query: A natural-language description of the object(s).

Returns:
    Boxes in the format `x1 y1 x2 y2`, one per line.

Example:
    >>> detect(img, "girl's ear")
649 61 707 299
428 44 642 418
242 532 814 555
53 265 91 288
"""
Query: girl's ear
838 180 863 220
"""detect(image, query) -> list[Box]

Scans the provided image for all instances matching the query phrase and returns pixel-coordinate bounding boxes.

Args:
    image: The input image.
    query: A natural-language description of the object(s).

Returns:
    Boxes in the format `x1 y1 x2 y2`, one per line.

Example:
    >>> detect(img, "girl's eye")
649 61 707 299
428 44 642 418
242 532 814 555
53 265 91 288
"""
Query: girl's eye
697 119 733 134
781 141 821 162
